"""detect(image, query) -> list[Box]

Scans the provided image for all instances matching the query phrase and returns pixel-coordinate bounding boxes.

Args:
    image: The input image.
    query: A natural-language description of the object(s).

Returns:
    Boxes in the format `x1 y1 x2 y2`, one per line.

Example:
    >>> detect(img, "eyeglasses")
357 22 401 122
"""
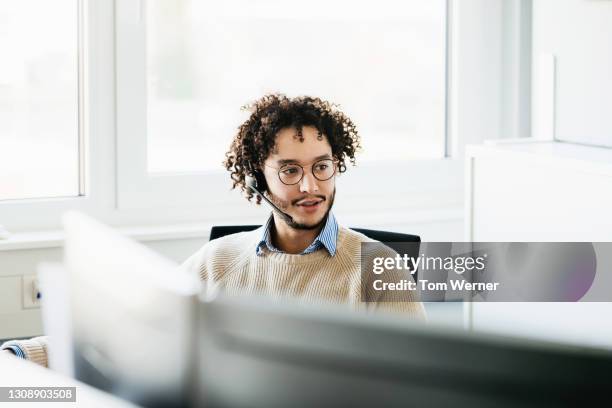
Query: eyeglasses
264 158 338 185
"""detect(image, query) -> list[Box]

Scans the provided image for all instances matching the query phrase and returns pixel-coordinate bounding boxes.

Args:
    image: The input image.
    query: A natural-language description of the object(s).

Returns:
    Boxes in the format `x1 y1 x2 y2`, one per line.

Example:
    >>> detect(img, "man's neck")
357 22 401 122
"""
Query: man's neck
270 214 324 254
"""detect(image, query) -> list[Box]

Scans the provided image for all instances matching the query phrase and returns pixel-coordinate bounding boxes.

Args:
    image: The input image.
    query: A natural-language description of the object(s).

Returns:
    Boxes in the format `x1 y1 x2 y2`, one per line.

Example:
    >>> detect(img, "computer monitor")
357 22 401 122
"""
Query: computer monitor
63 211 200 408
197 294 612 408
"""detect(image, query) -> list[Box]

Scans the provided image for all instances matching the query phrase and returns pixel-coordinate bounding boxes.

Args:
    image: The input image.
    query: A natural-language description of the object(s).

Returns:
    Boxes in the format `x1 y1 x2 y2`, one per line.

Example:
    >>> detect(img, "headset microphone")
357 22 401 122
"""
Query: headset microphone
245 176 294 224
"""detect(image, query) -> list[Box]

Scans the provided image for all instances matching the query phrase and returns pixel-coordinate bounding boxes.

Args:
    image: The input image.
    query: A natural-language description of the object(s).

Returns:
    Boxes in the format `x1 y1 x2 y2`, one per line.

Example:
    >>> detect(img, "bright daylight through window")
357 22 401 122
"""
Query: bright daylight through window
146 0 447 173
0 1 79 201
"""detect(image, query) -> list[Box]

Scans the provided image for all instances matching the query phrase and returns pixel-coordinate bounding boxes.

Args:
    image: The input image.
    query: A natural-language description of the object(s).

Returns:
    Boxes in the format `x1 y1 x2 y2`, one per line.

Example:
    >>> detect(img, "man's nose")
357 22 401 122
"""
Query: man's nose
299 171 319 193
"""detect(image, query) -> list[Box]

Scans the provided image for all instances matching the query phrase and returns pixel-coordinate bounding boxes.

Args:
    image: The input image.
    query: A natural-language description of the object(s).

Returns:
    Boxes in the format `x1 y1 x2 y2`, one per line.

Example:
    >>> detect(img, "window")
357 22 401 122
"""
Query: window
0 1 80 201
145 0 447 173
1 0 511 232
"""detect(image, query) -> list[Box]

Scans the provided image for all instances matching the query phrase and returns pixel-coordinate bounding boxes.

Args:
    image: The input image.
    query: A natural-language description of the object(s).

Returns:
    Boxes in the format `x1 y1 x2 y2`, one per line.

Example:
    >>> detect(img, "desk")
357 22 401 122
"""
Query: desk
0 353 139 408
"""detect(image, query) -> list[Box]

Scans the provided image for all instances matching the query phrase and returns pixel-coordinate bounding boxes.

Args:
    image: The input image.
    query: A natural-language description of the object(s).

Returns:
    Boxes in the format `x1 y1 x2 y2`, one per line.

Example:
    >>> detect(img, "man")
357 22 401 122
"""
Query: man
1 94 425 366
181 94 425 317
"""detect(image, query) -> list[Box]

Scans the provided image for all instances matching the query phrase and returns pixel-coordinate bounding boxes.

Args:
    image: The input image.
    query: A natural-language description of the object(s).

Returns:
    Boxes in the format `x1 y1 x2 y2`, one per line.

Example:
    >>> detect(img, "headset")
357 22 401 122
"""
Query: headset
245 173 294 224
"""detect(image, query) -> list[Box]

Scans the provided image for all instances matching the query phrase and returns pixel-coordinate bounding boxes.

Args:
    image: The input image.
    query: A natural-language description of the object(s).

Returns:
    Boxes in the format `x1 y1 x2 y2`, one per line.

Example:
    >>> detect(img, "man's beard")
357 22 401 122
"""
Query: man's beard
267 187 336 230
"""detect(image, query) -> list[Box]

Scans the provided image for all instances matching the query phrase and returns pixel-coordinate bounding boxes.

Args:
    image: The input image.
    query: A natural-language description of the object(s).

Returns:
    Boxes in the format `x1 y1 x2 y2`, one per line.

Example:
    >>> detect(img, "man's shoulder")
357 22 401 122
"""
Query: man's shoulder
337 226 379 249
201 227 263 258
337 226 398 258
338 226 373 242
180 227 263 272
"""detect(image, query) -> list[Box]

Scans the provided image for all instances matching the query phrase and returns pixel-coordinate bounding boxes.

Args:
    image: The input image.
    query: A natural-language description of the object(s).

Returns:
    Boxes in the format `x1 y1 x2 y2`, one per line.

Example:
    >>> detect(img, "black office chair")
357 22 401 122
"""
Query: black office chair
209 225 420 280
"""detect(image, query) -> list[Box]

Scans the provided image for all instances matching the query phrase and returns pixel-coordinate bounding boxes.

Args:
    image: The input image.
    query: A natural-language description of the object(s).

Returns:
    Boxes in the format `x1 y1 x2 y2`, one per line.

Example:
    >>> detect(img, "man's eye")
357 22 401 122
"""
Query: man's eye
282 167 299 175
315 164 328 171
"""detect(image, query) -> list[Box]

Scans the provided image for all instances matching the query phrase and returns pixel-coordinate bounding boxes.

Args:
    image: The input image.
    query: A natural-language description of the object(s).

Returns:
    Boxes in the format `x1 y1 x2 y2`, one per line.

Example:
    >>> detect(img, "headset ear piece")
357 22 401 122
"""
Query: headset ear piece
254 171 268 193
245 172 268 195
245 171 294 223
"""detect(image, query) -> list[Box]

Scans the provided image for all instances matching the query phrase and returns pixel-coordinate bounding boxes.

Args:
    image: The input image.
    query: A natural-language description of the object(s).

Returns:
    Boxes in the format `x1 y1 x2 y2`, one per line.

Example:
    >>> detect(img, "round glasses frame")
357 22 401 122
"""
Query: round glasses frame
264 158 339 185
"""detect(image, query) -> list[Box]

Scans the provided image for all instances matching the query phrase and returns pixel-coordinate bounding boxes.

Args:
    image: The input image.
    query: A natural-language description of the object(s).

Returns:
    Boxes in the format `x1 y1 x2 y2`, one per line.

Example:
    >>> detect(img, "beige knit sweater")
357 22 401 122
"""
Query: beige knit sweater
2 226 425 368
181 226 426 319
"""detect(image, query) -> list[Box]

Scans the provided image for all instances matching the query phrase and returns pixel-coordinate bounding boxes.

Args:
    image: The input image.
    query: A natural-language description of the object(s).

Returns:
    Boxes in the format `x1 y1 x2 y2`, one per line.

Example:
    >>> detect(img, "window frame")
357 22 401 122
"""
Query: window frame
0 0 108 232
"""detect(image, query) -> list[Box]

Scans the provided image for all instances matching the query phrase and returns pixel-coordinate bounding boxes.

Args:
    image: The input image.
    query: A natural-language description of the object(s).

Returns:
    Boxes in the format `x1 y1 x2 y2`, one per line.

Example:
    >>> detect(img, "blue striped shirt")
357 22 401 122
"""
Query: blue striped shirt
3 344 26 359
256 212 339 257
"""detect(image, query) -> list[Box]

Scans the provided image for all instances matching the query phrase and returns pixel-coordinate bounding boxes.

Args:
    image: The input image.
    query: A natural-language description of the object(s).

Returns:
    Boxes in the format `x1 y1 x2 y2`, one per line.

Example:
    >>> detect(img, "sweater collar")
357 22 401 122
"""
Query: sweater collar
256 211 338 257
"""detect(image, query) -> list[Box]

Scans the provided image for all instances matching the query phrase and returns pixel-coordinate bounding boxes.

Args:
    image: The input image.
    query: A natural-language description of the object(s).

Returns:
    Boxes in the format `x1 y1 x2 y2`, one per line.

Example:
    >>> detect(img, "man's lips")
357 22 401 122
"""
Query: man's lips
296 198 324 206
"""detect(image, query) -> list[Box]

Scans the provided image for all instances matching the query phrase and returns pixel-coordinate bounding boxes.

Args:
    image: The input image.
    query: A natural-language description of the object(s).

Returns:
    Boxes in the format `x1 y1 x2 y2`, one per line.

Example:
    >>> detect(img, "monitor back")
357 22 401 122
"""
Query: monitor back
64 211 200 408
197 295 612 408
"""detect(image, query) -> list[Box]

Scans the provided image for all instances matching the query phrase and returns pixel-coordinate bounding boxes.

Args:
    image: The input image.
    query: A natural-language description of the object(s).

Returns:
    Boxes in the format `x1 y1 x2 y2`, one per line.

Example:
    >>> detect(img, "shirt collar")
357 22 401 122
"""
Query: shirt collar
256 212 338 257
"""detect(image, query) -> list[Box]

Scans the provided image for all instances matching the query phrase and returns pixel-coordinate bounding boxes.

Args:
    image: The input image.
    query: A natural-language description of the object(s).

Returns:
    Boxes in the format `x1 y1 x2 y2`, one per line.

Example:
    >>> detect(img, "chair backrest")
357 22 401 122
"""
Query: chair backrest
209 225 420 280
209 225 260 240
209 226 419 244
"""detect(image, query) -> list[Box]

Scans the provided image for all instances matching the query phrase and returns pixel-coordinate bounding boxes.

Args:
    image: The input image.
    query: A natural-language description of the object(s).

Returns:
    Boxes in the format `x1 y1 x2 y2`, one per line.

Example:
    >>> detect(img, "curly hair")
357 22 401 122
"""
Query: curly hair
224 94 361 203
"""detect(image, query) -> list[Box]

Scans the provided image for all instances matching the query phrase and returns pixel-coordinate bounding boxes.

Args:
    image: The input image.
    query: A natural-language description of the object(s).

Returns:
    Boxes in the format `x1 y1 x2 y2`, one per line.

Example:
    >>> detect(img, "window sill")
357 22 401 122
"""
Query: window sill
0 222 216 252
0 206 463 252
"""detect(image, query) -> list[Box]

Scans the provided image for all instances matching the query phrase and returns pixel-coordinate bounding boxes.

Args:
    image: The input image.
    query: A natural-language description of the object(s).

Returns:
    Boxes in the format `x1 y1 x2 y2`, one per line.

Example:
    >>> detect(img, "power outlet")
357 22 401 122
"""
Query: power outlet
22 275 41 309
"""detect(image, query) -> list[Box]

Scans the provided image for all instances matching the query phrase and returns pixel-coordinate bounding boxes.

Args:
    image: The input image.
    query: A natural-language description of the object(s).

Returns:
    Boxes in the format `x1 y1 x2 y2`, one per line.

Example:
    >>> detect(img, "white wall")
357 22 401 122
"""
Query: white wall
532 0 612 147
464 0 612 349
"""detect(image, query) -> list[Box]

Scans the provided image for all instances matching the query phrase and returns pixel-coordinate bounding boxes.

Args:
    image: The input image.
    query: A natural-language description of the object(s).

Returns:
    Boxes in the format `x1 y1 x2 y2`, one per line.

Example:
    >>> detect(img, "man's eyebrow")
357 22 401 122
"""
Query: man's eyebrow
276 154 332 166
